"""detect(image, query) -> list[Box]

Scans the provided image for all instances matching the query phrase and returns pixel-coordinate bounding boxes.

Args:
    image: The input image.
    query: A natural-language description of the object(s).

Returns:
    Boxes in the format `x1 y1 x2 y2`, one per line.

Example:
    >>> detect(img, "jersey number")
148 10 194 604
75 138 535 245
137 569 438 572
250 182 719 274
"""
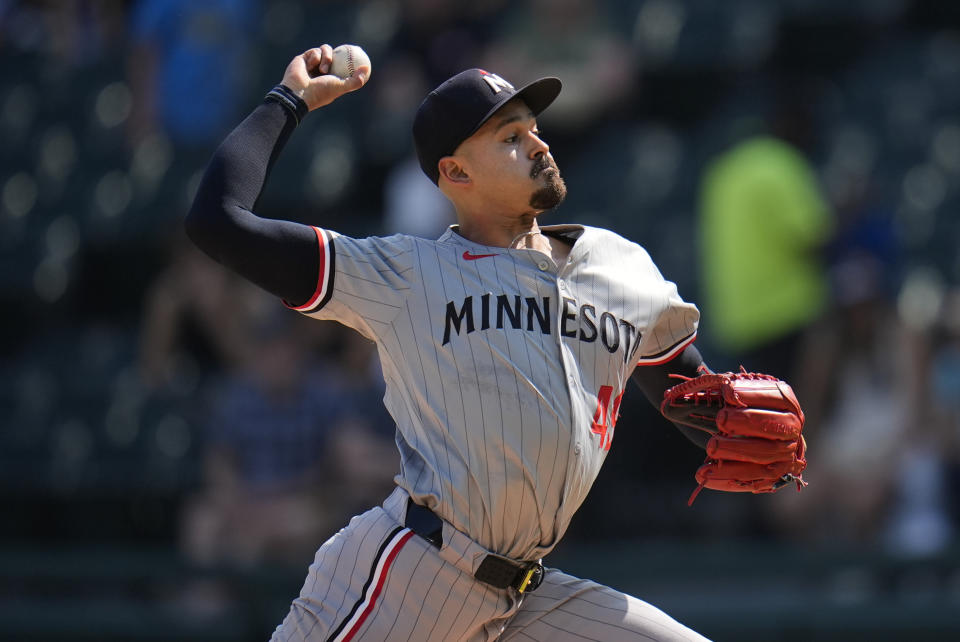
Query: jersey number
591 385 623 451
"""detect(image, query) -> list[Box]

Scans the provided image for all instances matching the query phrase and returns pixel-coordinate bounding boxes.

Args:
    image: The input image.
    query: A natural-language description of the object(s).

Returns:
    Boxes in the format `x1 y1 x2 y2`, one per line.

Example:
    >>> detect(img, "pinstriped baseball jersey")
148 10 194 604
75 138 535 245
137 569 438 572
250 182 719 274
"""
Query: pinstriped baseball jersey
290 223 699 562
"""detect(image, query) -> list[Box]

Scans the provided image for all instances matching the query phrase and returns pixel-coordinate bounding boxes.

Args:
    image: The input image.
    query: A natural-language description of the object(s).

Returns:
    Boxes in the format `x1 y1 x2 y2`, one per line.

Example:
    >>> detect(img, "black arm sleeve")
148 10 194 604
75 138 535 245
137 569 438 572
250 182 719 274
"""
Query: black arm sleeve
184 99 320 307
630 344 712 449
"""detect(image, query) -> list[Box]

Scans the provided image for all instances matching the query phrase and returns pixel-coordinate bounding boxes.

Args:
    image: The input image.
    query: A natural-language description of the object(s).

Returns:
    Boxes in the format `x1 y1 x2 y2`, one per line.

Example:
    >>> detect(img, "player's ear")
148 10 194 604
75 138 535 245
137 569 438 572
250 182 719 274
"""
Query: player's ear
438 156 470 186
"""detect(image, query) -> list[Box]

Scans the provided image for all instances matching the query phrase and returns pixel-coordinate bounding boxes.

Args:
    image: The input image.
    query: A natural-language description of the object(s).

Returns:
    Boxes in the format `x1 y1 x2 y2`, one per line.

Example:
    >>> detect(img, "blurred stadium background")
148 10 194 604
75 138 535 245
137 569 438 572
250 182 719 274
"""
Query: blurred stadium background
2 0 960 640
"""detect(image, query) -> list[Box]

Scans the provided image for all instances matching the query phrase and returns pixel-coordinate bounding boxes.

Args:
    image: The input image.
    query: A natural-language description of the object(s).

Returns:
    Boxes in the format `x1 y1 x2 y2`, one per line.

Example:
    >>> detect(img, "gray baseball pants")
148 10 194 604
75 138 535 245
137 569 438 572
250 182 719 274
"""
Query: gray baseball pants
272 488 710 641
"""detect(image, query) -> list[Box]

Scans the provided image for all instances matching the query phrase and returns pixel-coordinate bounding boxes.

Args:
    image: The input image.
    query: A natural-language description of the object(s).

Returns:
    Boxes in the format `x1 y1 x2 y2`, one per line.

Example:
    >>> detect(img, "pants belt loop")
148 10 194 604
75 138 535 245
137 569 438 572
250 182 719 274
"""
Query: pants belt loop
404 499 443 548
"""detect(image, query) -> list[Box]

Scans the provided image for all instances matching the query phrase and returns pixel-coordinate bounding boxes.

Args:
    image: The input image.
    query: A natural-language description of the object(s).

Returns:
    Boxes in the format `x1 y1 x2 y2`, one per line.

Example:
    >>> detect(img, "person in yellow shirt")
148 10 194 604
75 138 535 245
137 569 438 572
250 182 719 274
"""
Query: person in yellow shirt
699 129 834 381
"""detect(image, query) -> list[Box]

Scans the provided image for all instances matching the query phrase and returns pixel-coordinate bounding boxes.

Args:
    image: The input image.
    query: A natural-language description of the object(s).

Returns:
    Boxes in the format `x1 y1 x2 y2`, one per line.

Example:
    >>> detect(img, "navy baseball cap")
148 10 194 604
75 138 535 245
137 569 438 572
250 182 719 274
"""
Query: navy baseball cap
413 69 562 184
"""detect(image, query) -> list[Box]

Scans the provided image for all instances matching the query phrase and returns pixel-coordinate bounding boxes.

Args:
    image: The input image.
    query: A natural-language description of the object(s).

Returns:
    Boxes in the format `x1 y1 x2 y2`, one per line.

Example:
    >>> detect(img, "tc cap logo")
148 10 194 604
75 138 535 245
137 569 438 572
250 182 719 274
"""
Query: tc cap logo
479 70 514 94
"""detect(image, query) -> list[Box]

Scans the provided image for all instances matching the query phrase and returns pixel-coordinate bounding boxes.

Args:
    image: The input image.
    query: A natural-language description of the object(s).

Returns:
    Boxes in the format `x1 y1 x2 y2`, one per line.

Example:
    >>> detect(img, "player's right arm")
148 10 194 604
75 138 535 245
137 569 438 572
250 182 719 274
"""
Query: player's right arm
184 46 365 306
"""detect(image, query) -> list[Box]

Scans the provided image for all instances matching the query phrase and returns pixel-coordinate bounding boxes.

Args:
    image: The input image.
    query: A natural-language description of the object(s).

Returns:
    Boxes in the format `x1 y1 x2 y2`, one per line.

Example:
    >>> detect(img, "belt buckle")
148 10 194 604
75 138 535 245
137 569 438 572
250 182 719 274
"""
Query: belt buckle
516 562 544 594
474 555 544 593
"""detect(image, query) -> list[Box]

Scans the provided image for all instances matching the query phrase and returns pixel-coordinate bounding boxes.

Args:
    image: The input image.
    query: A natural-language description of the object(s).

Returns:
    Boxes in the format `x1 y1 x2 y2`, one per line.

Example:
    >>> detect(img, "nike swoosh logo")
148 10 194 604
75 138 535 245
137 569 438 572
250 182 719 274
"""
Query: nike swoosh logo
462 250 499 261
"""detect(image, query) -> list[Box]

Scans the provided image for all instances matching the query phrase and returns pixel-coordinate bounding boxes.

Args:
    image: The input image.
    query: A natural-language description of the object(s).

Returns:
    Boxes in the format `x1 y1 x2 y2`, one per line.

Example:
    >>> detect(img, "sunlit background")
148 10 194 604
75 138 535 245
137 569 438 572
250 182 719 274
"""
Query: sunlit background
2 1 959 640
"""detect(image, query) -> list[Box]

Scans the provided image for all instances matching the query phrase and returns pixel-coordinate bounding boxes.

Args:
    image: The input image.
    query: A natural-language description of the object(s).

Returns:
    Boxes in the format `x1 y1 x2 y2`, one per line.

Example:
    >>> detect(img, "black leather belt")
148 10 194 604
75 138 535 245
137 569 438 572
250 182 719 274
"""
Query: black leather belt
405 499 544 593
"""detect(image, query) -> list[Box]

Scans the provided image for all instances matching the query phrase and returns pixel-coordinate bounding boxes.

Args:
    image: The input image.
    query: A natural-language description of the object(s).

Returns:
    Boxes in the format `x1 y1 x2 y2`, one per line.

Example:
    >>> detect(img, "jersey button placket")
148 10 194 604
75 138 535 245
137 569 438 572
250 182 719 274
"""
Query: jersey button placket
557 276 572 342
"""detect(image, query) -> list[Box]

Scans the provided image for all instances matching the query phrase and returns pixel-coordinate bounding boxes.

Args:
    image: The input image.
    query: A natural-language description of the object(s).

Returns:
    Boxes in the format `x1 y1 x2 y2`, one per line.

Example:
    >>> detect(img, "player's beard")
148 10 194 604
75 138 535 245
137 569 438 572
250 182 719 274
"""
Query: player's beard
529 156 567 211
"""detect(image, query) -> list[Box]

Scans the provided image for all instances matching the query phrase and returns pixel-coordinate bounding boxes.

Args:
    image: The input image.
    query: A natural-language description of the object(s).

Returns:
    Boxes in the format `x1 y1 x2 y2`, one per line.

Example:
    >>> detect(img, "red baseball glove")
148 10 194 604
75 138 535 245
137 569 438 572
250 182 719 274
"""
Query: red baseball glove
660 368 807 505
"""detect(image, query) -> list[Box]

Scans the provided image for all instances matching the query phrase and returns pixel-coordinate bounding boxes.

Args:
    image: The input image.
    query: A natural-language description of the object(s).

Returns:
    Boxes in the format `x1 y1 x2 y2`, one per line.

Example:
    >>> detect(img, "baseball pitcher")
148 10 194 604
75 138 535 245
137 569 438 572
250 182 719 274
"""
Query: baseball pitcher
185 44 807 641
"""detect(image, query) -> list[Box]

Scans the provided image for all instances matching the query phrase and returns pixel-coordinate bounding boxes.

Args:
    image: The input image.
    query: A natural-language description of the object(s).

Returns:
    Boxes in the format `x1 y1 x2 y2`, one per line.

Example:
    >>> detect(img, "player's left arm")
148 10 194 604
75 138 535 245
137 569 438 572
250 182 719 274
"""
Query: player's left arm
630 345 712 449
625 243 708 446
623 246 807 500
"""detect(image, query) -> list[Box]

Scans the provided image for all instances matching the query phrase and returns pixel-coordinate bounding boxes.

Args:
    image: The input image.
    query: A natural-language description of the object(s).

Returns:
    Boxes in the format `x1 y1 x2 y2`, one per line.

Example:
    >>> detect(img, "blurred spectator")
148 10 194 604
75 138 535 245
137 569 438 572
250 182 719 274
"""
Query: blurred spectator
139 234 256 391
389 0 508 87
766 147 949 552
321 330 400 517
383 153 455 237
697 83 834 383
360 47 456 236
921 290 960 548
151 251 399 617
178 309 342 573
0 1 125 62
171 306 336 618
771 252 911 546
177 315 399 572
797 168 901 431
880 285 960 555
126 0 258 149
365 50 430 167
482 0 634 140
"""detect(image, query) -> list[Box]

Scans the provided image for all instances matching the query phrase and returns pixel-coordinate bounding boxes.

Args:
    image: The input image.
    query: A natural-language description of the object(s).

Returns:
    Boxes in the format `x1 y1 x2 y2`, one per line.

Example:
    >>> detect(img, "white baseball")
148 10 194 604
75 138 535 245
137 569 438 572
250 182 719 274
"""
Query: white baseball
330 44 372 81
